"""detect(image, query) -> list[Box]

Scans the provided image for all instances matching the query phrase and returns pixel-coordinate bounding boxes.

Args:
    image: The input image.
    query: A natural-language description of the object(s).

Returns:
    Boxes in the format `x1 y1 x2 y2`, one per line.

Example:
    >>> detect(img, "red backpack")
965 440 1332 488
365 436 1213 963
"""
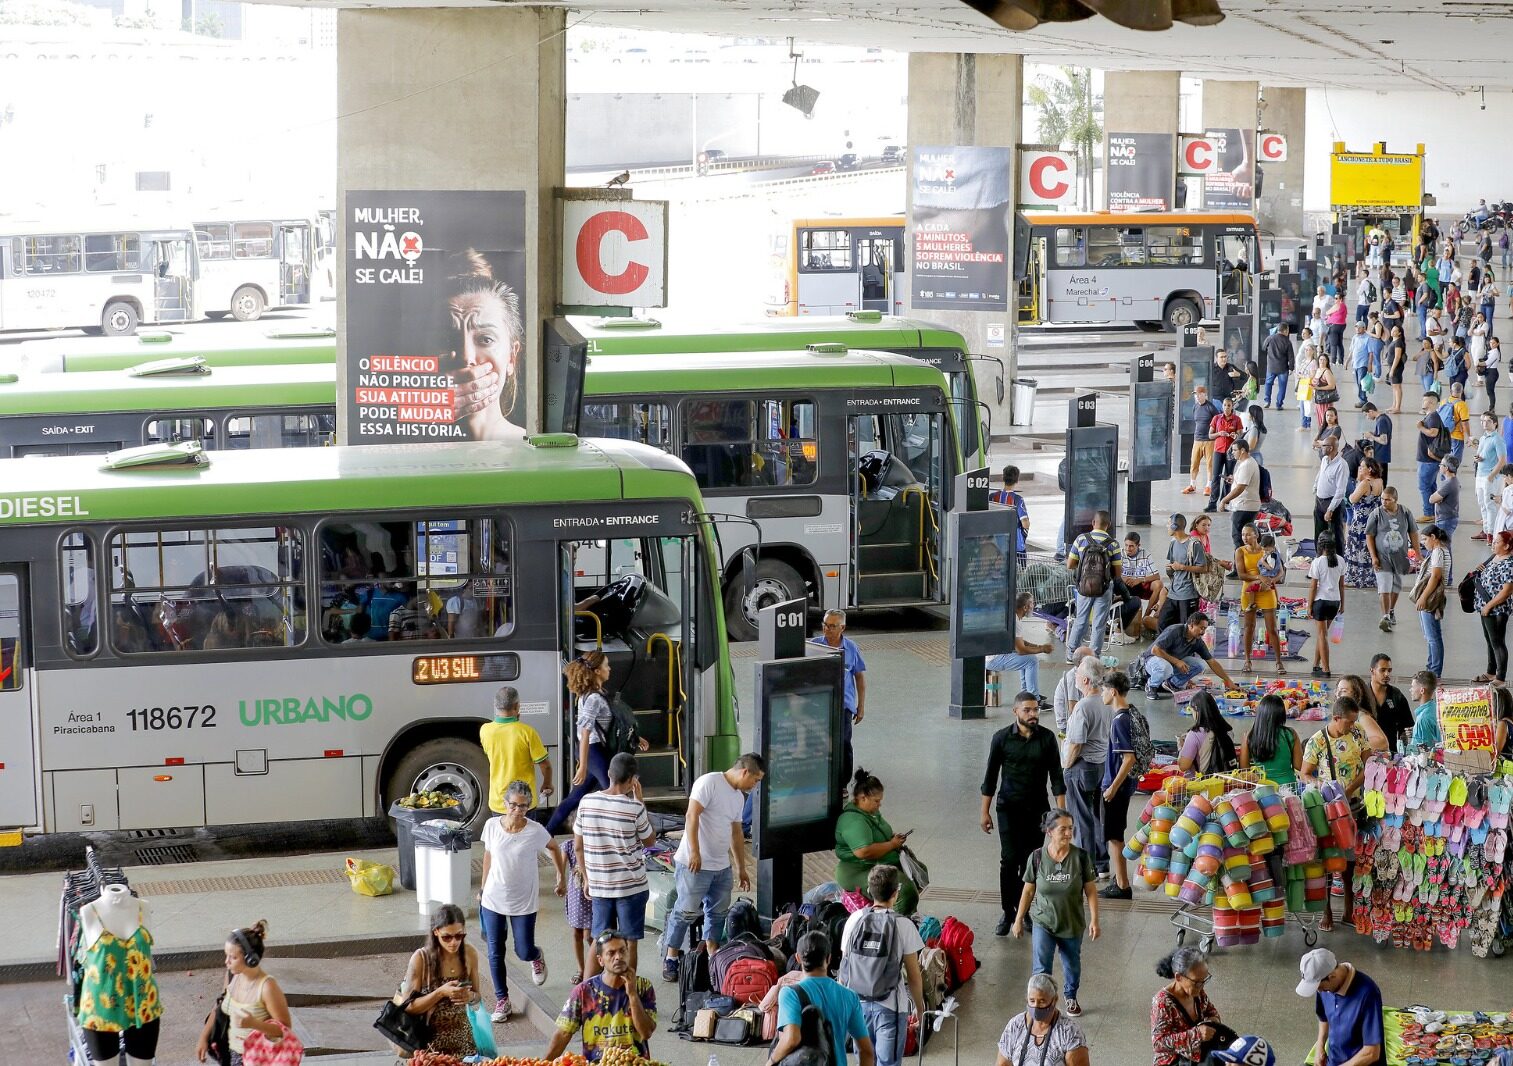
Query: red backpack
711 935 779 1005
939 916 978 989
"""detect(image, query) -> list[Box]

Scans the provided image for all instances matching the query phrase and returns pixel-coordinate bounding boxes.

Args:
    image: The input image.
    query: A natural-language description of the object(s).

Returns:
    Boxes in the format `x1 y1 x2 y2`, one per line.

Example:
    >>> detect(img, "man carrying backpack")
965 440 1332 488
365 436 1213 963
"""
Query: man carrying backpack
1065 510 1121 659
839 866 925 1066
768 931 875 1066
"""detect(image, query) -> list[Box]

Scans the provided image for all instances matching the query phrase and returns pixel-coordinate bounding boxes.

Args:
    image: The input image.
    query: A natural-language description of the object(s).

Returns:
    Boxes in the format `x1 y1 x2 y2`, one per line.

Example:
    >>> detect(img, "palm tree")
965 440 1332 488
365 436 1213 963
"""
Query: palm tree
1028 67 1103 209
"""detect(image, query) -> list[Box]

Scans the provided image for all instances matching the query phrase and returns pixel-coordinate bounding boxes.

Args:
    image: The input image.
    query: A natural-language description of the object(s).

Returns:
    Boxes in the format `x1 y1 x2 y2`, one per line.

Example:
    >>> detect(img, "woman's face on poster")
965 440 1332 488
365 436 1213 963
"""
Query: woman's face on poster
448 288 519 382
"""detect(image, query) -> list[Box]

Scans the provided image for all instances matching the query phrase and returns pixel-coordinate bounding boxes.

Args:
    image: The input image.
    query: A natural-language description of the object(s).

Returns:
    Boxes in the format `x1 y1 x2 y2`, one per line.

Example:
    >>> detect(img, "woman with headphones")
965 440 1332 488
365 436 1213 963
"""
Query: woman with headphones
195 920 293 1065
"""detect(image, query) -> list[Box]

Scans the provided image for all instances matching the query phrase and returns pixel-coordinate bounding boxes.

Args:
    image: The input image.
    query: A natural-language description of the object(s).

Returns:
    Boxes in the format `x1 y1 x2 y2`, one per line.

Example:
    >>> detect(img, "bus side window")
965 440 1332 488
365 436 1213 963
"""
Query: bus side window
60 531 98 657
578 402 671 450
145 417 216 449
233 222 274 259
682 398 817 490
1054 227 1085 268
0 574 22 691
800 229 853 272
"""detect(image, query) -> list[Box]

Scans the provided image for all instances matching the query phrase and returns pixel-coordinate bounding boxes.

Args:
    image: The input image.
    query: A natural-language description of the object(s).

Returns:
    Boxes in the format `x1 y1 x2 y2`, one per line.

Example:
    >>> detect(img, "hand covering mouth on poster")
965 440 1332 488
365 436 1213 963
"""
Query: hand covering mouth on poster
345 190 529 444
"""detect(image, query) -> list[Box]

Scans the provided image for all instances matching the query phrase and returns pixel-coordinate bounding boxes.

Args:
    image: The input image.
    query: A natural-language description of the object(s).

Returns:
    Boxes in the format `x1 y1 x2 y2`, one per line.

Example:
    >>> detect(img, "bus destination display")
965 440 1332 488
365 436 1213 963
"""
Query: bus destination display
765 687 834 828
412 653 520 686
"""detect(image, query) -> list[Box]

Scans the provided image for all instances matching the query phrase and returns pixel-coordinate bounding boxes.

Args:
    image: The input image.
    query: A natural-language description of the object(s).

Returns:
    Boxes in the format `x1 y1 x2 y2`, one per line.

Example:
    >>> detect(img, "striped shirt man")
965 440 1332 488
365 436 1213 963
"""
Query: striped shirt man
575 789 654 899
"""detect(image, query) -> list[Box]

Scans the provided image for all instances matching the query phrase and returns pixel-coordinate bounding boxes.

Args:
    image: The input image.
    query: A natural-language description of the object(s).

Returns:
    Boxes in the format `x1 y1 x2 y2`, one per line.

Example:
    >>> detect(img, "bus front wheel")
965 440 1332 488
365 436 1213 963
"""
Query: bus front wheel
724 558 806 642
101 301 139 337
1163 298 1201 332
384 736 491 836
231 286 266 322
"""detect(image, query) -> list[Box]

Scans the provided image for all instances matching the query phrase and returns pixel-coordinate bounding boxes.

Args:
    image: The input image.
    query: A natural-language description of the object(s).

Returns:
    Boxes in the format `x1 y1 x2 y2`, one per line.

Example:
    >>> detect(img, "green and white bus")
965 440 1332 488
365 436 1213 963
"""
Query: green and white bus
1 348 963 639
0 362 337 457
39 313 992 466
0 436 736 839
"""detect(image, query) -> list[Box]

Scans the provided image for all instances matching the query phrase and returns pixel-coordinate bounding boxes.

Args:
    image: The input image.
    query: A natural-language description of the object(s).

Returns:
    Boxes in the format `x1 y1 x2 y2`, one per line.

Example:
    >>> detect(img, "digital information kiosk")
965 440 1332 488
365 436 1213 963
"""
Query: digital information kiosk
1064 394 1118 545
1128 354 1174 526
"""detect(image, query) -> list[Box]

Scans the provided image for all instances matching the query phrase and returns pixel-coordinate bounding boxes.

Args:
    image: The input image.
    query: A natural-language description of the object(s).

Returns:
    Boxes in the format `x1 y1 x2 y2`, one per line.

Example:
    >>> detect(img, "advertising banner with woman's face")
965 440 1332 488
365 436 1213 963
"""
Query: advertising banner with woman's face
343 190 529 444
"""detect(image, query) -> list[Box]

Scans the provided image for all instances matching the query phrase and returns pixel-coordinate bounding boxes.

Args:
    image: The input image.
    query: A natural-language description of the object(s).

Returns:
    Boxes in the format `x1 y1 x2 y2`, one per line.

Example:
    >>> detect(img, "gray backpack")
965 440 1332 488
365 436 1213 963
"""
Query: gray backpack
838 909 901 1001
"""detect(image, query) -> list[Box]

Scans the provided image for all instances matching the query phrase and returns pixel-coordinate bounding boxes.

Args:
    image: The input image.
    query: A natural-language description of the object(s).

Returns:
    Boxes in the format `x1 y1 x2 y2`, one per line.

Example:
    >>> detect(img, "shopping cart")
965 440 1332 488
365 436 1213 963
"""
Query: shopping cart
1171 901 1216 955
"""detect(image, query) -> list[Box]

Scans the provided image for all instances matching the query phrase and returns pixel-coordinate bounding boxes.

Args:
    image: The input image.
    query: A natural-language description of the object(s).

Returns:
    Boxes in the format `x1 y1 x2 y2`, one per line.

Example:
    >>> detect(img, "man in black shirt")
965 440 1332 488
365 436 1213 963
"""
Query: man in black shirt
981 690 1066 936
1210 348 1245 404
1262 323 1294 411
1369 653 1414 753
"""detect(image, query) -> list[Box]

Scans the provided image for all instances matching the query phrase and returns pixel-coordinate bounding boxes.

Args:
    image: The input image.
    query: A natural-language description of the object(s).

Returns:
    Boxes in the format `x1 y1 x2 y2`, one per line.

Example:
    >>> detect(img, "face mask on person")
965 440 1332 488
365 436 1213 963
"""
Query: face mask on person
1028 1003 1055 1022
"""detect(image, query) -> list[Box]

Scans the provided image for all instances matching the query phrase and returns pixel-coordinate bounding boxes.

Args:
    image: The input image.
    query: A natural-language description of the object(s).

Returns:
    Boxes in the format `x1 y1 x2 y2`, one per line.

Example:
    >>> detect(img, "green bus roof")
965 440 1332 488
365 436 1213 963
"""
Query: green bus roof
582 348 950 394
571 313 969 356
50 329 337 373
0 437 703 525
0 364 336 416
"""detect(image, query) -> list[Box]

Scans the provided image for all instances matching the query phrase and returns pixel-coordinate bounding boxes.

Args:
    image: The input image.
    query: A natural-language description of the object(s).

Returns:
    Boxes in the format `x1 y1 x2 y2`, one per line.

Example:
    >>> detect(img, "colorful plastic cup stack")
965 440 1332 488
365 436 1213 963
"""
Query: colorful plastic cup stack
1302 787 1331 837
1303 860 1327 912
1248 856 1278 902
1231 790 1269 841
1261 898 1287 937
1215 798 1250 849
1255 785 1291 844
1179 869 1213 906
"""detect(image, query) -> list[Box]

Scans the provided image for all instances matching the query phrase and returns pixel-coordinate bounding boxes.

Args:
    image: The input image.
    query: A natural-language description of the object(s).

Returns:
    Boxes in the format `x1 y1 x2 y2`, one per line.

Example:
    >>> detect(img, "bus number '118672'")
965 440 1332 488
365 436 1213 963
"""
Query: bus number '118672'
127 705 218 731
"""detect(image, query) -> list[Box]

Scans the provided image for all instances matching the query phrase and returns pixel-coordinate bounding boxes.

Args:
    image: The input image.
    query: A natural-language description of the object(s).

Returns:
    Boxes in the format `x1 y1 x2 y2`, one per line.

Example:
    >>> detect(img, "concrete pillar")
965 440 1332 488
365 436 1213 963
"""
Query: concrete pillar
335 8 566 442
905 52 1023 435
1103 70 1180 209
1257 86 1307 237
1201 79 1259 132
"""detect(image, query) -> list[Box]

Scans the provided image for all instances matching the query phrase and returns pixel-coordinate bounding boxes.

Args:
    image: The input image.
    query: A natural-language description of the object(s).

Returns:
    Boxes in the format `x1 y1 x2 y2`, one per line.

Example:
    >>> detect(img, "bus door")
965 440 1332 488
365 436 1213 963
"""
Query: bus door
1215 232 1256 314
848 408 948 607
279 223 312 306
147 233 194 323
0 567 37 829
1016 235 1044 324
562 532 697 794
856 236 895 313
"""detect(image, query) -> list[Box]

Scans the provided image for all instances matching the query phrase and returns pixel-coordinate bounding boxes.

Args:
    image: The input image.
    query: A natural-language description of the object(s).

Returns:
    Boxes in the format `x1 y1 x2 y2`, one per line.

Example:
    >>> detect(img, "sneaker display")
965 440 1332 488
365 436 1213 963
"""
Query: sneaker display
531 952 548 986
491 997 512 1022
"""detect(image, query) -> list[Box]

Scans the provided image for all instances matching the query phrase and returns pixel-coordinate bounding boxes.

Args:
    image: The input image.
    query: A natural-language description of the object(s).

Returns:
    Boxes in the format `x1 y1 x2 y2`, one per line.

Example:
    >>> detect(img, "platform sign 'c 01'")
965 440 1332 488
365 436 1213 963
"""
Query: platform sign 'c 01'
343 189 529 444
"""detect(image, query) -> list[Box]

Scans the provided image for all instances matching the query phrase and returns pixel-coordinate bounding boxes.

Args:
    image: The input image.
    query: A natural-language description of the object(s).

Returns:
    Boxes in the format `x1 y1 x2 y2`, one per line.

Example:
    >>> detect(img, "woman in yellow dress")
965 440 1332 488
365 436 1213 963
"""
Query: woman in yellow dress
1232 522 1286 675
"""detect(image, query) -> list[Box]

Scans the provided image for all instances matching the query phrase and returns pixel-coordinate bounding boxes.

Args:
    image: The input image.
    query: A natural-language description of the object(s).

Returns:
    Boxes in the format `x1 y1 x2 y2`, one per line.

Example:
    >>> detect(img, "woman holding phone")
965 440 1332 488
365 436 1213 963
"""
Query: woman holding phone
834 768 919 914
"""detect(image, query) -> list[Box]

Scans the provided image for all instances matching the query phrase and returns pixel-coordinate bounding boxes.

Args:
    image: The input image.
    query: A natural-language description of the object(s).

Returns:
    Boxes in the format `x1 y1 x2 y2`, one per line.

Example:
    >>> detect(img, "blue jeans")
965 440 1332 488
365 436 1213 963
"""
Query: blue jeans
1265 372 1289 408
1421 373 1437 395
1069 591 1112 657
1418 307 1429 339
664 862 733 954
1355 367 1371 404
1145 653 1206 690
987 651 1040 696
480 907 538 998
1031 923 1084 1001
1439 516 1459 540
1421 609 1444 676
1418 462 1438 516
545 742 610 834
861 1001 907 1066
590 889 649 940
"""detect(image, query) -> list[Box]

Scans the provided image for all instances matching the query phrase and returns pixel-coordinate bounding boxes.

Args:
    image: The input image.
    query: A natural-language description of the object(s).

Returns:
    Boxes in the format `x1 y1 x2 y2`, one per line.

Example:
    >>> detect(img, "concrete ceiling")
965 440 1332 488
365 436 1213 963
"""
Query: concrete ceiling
271 0 1513 93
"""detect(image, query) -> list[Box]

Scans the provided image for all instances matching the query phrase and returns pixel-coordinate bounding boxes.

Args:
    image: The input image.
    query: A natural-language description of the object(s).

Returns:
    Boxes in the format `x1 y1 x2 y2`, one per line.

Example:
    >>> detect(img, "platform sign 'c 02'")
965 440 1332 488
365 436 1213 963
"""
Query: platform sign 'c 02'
558 193 668 308
1018 150 1076 208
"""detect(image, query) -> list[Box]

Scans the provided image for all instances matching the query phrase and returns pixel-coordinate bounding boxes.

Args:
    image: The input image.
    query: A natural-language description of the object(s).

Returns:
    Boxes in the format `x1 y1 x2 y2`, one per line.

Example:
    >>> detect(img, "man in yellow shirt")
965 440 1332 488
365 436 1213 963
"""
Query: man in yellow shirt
480 686 553 814
1448 381 1472 467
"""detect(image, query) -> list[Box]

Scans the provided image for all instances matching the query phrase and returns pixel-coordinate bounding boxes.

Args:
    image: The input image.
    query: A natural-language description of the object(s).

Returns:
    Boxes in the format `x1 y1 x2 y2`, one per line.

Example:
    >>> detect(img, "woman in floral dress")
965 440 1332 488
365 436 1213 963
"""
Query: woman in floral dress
1345 457 1385 587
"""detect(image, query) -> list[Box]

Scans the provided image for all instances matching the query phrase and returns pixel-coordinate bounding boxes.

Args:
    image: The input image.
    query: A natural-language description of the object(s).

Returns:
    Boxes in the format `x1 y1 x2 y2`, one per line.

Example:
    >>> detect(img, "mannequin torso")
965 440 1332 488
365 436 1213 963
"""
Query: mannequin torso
80 884 150 947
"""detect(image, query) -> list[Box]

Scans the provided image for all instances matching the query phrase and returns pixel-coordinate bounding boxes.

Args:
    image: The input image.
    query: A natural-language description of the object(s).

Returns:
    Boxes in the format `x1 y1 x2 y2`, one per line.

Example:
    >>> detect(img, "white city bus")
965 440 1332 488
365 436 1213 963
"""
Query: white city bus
0 217 199 336
1016 211 1261 331
192 217 316 321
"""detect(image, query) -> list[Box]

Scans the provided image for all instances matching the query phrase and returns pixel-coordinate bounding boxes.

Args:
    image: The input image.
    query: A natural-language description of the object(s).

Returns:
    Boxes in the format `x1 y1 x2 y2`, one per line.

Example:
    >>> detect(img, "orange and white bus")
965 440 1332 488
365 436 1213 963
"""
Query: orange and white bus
768 217 908 317
1017 211 1261 332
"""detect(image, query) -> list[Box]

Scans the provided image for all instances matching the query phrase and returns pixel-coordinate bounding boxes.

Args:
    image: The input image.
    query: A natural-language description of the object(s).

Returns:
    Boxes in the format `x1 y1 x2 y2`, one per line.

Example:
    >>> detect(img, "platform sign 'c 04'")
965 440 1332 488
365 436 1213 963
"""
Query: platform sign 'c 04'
558 192 668 308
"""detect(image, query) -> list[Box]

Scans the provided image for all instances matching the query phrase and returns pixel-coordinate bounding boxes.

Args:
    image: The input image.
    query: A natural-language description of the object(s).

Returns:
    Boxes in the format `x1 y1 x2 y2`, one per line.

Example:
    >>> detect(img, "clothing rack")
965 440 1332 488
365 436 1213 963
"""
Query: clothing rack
59 846 136 1066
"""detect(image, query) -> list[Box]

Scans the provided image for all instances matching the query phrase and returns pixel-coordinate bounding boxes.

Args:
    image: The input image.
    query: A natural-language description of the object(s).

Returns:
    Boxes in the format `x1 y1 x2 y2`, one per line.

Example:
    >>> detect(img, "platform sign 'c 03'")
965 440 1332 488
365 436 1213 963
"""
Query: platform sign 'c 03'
558 192 668 308
1018 149 1076 208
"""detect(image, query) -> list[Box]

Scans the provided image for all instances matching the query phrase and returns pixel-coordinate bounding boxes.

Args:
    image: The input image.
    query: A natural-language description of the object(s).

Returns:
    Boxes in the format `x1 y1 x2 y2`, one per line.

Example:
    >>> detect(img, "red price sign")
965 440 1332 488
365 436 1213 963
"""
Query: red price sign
1457 723 1495 751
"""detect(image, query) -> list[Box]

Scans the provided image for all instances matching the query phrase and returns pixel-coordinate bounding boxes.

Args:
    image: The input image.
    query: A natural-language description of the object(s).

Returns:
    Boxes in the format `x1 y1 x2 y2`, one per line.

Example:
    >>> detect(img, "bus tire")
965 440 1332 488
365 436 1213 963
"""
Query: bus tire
101 301 139 337
1163 297 1202 332
383 735 491 836
231 286 266 322
724 558 805 642
205 310 229 320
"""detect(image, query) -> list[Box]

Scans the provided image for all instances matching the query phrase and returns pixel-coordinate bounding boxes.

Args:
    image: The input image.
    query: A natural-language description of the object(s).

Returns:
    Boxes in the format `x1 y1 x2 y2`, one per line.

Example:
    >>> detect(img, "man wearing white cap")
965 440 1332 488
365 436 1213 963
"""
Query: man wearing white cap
1295 948 1383 1066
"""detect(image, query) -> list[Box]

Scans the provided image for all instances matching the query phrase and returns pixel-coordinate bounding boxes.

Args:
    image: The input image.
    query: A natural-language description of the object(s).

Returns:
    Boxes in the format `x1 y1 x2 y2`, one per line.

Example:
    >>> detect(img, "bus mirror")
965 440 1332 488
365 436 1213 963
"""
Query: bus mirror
741 547 756 592
995 374 1005 405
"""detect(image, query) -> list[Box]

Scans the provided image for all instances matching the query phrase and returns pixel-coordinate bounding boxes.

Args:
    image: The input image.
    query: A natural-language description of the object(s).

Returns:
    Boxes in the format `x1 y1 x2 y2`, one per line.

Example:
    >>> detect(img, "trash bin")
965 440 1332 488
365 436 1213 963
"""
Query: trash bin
389 800 464 892
413 818 473 915
1011 378 1039 427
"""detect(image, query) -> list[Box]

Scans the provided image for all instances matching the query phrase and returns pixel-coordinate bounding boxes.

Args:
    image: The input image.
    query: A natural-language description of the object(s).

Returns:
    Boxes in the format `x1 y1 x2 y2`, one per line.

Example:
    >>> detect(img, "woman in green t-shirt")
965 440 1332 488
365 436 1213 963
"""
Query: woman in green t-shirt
833 768 918 914
1010 809 1099 1019
1239 695 1302 786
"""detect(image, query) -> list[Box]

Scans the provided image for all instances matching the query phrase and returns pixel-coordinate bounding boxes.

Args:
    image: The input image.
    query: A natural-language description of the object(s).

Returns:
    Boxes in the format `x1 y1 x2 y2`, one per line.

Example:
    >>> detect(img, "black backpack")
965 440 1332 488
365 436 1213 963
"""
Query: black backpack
1075 535 1115 597
602 695 641 756
1258 464 1273 503
772 984 835 1066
